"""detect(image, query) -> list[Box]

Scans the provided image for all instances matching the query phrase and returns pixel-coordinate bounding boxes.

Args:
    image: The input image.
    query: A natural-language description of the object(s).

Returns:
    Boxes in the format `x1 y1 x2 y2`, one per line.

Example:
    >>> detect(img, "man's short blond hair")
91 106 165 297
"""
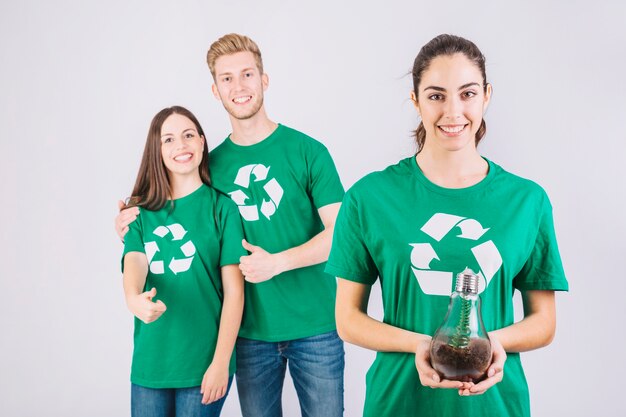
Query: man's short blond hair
207 33 263 79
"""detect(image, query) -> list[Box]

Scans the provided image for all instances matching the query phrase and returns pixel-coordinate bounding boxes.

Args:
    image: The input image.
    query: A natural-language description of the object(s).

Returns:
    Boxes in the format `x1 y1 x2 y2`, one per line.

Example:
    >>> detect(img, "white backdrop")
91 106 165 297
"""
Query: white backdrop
1 1 625 416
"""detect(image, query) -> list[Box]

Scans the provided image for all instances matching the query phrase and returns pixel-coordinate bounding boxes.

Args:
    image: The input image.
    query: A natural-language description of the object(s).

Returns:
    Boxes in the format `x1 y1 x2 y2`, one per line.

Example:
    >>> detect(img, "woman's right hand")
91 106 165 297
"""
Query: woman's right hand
115 200 140 241
414 337 470 390
126 287 167 324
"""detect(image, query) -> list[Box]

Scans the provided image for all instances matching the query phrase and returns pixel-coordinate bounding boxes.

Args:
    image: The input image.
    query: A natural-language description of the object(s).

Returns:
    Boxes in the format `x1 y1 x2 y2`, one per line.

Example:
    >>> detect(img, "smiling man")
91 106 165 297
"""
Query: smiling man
206 34 345 417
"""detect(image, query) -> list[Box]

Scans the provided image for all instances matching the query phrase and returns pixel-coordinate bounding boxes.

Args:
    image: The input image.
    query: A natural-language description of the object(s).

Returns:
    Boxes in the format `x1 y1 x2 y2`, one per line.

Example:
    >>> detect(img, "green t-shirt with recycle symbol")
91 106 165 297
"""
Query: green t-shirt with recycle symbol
122 184 246 388
209 124 345 341
326 157 568 417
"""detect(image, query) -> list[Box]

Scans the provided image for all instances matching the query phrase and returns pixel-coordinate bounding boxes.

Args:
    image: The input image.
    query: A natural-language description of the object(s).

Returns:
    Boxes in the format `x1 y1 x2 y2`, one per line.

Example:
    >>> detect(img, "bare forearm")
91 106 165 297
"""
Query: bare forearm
123 253 148 300
336 278 425 353
274 227 333 273
122 253 167 323
491 290 557 352
211 292 244 366
240 203 340 282
274 202 339 273
211 267 244 366
338 308 427 353
490 315 555 353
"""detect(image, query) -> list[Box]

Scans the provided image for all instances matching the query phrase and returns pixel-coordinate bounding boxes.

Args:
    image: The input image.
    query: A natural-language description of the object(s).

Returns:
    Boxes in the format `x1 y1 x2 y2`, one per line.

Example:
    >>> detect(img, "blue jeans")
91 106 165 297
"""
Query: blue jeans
235 330 344 417
131 378 233 417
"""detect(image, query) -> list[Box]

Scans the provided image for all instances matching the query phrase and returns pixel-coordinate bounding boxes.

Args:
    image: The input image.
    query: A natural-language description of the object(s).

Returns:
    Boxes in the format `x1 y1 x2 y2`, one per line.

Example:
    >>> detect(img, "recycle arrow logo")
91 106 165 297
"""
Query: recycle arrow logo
228 164 284 221
409 213 502 296
144 223 196 275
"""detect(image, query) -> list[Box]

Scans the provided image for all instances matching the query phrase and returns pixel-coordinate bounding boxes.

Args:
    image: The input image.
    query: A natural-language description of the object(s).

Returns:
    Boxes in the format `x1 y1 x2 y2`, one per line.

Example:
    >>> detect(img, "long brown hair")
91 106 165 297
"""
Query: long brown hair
125 106 210 211
412 34 488 154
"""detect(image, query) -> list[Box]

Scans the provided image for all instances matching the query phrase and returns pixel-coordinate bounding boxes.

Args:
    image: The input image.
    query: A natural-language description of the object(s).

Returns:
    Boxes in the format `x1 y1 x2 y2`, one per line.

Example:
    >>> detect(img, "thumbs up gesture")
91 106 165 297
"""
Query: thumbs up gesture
127 287 167 324
239 239 284 284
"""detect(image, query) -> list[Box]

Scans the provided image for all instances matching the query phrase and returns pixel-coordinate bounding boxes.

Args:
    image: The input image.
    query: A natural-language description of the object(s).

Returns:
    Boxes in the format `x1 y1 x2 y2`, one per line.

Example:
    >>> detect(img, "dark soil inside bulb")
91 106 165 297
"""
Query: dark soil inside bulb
431 338 492 382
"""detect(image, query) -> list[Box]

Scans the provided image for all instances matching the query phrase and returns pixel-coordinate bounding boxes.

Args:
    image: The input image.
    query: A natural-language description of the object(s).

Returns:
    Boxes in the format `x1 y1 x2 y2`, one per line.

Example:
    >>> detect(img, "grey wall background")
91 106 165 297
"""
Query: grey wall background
1 0 625 416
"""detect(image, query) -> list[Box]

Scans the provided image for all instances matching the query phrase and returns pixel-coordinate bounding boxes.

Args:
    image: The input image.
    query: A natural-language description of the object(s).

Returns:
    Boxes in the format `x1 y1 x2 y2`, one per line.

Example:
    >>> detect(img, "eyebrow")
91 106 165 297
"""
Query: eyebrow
423 82 482 92
160 128 196 138
217 67 256 77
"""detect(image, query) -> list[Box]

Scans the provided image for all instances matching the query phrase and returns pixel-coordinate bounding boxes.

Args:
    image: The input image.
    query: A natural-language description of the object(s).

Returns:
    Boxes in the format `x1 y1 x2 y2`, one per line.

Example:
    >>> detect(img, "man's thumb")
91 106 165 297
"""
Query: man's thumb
242 239 258 252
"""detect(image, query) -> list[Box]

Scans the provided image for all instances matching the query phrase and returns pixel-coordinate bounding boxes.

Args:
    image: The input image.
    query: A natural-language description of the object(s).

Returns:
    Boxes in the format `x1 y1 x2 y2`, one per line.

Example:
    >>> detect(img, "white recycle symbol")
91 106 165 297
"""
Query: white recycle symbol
144 223 196 275
410 213 502 296
228 164 284 221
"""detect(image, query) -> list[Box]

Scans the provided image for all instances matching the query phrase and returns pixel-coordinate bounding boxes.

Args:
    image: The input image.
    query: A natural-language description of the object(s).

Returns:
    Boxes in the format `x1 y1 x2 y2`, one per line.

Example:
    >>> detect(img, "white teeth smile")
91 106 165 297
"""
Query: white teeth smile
439 125 465 133
233 96 251 104
174 153 192 162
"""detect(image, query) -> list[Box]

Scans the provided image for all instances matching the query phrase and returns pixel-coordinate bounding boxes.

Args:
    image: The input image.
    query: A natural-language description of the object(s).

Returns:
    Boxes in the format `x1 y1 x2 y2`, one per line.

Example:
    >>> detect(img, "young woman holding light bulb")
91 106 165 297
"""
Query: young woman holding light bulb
326 34 568 417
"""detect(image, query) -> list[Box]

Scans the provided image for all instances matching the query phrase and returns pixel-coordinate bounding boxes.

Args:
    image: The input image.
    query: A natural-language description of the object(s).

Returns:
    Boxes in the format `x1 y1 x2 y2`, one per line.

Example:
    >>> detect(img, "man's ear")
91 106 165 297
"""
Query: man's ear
262 73 269 91
211 83 221 101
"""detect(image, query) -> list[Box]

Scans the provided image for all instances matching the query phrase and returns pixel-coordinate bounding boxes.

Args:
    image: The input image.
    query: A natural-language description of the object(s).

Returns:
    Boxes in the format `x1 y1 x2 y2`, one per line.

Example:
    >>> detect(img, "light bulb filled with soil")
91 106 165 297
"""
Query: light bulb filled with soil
430 268 492 382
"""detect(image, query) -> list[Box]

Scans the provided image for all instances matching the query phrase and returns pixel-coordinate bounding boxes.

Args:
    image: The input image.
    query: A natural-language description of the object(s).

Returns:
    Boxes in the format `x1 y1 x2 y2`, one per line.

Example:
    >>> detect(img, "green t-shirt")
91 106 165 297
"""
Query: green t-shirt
122 184 246 388
209 124 345 341
326 157 568 417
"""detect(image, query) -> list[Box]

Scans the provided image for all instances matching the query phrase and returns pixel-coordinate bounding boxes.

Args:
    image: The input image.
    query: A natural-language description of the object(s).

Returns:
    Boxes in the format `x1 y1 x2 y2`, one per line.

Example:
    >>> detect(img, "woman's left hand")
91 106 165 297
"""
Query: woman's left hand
459 335 506 396
200 363 229 404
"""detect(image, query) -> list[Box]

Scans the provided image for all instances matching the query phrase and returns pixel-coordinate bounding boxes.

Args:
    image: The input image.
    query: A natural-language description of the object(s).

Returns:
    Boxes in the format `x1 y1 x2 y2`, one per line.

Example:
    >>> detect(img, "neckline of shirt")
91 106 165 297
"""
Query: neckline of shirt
167 183 207 205
410 156 497 196
223 123 283 152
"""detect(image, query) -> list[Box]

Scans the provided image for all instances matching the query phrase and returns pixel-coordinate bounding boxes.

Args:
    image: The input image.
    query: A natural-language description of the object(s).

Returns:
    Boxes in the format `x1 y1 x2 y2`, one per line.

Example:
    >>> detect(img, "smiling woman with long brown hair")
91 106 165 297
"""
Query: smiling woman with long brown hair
121 106 246 417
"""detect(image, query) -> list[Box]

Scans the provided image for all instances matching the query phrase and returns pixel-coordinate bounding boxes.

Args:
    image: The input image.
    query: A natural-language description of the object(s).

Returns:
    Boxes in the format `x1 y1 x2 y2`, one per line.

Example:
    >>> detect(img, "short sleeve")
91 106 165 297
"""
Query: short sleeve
513 193 569 291
325 188 379 285
307 144 345 209
121 212 145 272
218 197 247 267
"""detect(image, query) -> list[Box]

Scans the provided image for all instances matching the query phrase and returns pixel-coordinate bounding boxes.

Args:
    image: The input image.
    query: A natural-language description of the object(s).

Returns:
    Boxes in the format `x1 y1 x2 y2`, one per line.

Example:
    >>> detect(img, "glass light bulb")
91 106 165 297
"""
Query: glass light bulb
430 268 492 382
